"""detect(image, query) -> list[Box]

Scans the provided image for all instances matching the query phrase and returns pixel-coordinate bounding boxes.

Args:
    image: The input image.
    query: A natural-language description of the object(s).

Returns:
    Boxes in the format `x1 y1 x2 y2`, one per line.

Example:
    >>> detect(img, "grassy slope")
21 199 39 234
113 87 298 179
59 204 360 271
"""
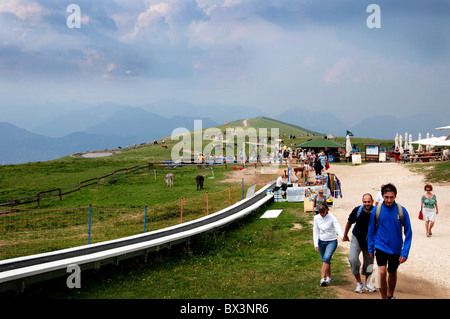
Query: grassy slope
7 202 345 299
0 116 397 205
222 116 322 137
1 116 447 299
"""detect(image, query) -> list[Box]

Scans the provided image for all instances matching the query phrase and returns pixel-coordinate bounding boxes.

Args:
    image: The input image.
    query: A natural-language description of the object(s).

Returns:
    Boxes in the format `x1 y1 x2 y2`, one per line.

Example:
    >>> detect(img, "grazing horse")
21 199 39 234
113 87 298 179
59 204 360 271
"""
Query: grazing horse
165 173 174 187
442 148 449 161
196 175 204 190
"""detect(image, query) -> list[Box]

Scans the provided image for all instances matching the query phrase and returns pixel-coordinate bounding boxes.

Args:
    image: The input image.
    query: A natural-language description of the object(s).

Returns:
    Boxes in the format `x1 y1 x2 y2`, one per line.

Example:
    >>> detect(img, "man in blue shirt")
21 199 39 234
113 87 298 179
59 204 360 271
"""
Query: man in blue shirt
368 183 412 299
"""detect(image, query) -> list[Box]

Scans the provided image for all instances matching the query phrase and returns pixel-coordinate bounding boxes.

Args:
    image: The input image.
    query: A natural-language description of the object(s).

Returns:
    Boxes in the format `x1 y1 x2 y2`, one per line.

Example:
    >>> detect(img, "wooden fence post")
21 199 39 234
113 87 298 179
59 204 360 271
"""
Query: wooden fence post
180 197 184 224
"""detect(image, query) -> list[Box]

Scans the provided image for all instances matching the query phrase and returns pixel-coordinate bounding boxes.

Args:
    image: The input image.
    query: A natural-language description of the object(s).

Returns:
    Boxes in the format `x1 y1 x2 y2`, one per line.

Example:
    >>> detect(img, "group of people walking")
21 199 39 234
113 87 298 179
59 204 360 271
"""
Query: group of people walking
312 183 439 299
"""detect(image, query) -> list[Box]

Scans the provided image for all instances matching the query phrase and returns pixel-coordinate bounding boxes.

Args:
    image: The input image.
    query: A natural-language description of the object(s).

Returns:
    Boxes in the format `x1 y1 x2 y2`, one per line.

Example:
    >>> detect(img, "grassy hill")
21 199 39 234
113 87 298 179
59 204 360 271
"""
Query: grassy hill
219 116 322 137
0 116 397 209
2 116 448 299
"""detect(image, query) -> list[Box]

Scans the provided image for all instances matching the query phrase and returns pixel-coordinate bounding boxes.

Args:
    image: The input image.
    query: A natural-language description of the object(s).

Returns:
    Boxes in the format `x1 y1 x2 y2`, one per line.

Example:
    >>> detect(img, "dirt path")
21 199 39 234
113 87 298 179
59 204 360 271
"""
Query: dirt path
325 162 450 299
223 162 450 299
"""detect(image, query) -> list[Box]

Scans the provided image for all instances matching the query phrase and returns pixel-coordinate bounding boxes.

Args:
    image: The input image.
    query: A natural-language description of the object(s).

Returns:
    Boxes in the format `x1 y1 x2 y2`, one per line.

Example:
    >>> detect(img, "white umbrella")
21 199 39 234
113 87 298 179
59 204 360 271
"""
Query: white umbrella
426 133 431 152
411 135 450 146
395 133 399 149
404 133 409 153
435 126 450 141
437 140 450 146
346 134 352 156
399 135 404 154
417 133 423 152
409 134 414 154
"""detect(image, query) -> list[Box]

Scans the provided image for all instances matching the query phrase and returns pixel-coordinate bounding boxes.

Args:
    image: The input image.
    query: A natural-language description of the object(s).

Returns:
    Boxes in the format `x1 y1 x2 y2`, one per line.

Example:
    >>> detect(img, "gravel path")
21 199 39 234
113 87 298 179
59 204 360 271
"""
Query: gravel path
220 161 450 298
326 162 450 299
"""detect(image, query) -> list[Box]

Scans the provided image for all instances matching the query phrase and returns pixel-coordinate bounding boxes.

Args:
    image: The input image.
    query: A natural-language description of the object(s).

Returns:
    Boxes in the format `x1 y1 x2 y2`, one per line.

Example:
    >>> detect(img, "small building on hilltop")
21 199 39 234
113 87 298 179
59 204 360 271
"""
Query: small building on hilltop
295 138 345 162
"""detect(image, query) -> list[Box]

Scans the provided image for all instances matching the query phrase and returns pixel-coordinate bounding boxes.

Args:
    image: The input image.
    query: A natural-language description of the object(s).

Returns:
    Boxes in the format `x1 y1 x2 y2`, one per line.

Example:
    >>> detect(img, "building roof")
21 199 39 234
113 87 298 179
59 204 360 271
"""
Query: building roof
296 138 345 149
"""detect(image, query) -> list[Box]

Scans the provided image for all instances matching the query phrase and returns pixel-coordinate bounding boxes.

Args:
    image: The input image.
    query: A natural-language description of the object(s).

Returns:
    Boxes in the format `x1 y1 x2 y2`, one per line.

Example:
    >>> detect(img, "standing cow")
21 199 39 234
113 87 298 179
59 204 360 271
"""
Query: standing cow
165 173 174 187
196 175 204 190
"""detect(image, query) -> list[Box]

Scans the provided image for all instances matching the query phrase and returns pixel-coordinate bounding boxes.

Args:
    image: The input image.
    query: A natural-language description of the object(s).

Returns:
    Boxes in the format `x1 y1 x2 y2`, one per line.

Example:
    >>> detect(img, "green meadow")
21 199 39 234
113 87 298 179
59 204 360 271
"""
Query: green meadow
1 117 447 298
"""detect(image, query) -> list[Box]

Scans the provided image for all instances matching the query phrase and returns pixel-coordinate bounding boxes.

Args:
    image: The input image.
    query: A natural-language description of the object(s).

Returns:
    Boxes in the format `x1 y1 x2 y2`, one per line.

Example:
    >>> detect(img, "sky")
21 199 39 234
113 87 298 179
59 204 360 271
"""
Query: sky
0 0 449 127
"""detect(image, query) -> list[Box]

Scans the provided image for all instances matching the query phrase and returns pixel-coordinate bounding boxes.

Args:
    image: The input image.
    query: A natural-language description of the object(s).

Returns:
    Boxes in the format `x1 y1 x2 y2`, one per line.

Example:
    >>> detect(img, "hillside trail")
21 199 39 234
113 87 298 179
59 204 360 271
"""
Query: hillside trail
312 162 450 299
223 162 450 299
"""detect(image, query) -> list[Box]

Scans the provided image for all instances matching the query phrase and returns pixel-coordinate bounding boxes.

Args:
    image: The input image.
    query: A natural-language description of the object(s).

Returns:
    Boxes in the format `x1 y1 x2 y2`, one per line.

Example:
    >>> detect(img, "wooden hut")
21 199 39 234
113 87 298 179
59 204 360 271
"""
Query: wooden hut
295 138 345 162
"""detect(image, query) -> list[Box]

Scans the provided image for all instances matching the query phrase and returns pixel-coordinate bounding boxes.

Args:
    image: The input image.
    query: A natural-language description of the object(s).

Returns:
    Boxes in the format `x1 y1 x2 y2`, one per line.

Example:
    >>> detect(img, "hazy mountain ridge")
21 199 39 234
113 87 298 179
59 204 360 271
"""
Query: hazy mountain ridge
347 112 450 140
0 104 220 164
275 107 449 140
1 100 448 164
15 100 449 141
0 122 133 164
139 99 268 125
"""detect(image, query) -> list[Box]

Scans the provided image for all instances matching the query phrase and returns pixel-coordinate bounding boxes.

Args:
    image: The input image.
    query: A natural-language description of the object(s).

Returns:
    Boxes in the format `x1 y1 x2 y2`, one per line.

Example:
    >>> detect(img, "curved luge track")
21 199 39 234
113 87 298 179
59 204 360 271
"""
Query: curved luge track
0 182 275 292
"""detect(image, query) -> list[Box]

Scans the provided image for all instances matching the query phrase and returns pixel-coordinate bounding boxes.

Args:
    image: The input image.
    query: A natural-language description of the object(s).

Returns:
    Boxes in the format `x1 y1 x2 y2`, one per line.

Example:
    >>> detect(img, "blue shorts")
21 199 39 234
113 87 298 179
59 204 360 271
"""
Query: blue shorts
318 239 337 264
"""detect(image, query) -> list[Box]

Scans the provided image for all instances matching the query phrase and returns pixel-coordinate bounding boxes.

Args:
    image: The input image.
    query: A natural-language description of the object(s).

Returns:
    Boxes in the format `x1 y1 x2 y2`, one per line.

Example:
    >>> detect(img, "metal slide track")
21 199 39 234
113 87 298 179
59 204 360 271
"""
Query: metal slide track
0 183 275 293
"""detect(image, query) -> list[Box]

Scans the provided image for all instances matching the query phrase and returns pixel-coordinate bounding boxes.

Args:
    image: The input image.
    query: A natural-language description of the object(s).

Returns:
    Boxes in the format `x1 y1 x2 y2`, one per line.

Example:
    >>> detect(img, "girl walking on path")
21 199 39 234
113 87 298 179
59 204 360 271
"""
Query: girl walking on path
421 184 439 237
313 202 344 286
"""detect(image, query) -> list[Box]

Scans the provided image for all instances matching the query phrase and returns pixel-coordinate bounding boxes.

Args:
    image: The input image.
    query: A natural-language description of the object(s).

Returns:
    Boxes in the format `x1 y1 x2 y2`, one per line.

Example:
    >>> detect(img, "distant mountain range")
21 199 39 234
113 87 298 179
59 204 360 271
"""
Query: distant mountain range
1 100 448 164
1 104 218 164
0 122 133 164
140 101 449 140
31 102 217 139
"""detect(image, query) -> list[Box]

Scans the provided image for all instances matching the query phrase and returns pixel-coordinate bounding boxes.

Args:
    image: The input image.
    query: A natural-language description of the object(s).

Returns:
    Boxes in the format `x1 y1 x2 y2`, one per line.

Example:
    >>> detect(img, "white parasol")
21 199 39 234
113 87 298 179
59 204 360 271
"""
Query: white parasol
417 133 423 152
404 132 409 152
411 135 450 147
346 133 352 157
409 134 414 154
399 134 404 154
395 133 399 149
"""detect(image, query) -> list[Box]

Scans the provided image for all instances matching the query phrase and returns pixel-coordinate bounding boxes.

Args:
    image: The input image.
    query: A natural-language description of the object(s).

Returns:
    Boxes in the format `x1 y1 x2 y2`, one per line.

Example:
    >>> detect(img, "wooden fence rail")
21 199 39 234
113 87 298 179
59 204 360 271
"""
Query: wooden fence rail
0 162 156 209
0 161 268 210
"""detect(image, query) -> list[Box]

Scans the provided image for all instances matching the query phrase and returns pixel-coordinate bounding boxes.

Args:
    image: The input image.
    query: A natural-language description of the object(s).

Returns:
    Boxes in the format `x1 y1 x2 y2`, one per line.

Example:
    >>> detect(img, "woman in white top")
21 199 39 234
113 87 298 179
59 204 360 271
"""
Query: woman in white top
313 202 344 286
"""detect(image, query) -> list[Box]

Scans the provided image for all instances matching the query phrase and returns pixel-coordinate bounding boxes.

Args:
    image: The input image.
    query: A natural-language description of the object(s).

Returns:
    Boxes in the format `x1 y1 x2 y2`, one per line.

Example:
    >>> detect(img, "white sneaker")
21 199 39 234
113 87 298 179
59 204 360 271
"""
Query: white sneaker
320 278 327 287
325 276 333 284
355 282 363 293
363 283 376 292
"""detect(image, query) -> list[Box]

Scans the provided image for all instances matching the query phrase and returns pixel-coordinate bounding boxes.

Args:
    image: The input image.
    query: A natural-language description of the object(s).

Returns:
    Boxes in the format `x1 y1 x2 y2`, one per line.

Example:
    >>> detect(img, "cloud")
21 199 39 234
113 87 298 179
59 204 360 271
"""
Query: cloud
120 0 207 44
0 0 45 22
301 57 316 67
323 57 353 84
0 0 448 124
124 2 171 40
